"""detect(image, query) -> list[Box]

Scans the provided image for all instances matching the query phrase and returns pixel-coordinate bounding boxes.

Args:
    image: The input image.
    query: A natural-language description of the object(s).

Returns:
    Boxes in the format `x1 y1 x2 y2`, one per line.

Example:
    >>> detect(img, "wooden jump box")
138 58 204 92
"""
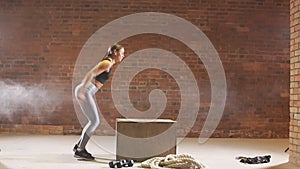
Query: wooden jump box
116 118 177 162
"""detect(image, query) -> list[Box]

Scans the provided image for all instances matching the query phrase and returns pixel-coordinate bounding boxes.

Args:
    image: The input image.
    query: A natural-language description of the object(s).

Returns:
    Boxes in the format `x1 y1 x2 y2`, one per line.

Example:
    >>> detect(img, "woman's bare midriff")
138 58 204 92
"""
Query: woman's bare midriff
94 81 104 89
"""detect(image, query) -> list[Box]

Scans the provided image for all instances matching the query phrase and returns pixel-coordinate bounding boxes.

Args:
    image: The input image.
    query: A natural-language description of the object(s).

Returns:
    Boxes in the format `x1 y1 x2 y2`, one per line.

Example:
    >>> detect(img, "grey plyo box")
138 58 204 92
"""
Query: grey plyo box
116 118 176 162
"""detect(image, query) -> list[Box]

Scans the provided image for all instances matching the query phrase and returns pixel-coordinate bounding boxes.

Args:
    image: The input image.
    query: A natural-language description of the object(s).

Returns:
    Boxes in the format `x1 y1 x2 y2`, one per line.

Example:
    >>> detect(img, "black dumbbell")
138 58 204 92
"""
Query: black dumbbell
120 159 134 167
109 159 134 168
109 161 122 168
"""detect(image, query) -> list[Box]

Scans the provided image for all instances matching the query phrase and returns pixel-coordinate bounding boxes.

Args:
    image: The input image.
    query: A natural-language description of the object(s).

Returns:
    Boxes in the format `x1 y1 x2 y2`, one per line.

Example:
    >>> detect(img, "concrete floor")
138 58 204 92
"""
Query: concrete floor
0 134 298 169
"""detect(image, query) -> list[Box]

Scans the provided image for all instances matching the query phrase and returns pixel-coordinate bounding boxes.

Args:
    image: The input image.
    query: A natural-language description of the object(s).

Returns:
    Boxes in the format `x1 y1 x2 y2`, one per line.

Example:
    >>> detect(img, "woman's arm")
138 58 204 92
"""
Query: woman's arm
77 60 112 102
77 60 111 102
82 60 111 89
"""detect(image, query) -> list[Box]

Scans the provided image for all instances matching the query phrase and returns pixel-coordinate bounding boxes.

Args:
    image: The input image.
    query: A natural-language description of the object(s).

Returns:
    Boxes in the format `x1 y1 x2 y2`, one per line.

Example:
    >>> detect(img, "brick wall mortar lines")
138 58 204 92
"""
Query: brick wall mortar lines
0 0 290 140
290 0 300 166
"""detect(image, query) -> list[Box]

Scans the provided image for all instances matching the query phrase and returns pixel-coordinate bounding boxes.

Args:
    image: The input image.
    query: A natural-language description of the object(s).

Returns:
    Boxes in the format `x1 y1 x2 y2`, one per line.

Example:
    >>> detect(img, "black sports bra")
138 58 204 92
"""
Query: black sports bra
94 58 112 84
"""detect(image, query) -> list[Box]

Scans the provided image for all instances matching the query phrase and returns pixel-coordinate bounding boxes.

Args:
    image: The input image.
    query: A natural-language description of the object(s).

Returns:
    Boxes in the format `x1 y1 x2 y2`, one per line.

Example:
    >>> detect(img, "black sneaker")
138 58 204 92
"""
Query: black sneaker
73 144 78 152
74 149 94 160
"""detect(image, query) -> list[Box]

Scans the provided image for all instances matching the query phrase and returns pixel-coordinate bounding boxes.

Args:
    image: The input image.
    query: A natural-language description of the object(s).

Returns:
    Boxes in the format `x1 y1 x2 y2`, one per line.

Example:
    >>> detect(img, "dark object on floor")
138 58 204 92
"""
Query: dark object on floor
236 155 271 164
109 159 134 168
119 159 134 167
284 147 289 152
109 160 122 168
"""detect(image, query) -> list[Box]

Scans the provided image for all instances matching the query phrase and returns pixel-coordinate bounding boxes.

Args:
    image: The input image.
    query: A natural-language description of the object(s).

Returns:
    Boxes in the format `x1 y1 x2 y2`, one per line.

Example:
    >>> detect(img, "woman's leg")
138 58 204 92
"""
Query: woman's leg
74 83 100 158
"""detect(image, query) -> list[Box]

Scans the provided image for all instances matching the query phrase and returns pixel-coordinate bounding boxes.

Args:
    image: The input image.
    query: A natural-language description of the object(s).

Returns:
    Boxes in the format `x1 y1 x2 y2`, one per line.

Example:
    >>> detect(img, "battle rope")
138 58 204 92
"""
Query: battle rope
140 154 206 169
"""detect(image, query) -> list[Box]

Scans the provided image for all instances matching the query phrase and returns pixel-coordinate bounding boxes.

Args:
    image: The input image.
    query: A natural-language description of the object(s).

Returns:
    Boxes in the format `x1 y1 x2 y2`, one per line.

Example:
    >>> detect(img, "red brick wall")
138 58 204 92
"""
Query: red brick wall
290 0 300 166
0 0 290 138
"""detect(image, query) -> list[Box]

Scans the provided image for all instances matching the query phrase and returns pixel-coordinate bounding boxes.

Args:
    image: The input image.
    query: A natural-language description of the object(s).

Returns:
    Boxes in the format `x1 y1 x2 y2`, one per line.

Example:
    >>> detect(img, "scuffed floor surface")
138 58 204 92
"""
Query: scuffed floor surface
0 135 298 169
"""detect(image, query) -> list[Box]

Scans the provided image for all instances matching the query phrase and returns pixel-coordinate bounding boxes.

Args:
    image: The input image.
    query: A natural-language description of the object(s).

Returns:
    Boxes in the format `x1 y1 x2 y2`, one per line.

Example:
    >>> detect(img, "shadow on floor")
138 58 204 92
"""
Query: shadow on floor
264 162 299 169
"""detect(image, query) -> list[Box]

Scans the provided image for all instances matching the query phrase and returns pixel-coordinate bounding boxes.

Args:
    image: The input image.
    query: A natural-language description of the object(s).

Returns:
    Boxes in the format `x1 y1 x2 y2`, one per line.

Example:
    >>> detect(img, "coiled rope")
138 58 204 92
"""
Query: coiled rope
140 154 206 169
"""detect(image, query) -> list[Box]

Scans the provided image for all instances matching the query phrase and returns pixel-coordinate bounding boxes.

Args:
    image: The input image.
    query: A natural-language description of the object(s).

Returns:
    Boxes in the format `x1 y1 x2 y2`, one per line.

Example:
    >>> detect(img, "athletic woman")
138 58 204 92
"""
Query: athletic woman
73 44 125 160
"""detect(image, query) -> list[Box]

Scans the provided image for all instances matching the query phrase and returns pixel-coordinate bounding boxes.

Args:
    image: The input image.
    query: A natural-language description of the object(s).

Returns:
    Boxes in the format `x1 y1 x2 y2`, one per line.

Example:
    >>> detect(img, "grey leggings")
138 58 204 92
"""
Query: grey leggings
75 82 100 149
